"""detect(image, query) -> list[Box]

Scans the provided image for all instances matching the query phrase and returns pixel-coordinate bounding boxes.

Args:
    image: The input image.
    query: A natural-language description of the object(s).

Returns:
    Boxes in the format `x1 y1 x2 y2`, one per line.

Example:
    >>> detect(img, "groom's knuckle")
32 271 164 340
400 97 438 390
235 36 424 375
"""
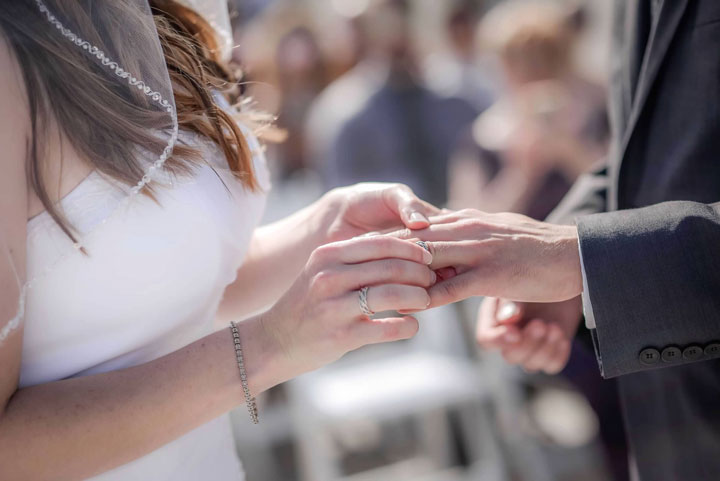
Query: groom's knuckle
458 208 478 219
440 279 463 300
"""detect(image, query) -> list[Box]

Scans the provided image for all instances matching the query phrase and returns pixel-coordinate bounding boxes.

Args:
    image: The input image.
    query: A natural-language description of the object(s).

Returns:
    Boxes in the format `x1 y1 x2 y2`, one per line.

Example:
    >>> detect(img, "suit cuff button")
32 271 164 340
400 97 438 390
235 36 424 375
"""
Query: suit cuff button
661 346 681 363
704 343 720 358
682 345 703 361
639 347 660 365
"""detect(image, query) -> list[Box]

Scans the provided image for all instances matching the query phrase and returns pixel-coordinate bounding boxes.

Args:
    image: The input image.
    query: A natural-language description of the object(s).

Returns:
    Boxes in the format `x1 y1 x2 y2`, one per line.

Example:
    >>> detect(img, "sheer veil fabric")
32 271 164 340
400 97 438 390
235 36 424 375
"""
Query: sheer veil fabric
177 0 234 62
1 1 267 478
1 0 180 344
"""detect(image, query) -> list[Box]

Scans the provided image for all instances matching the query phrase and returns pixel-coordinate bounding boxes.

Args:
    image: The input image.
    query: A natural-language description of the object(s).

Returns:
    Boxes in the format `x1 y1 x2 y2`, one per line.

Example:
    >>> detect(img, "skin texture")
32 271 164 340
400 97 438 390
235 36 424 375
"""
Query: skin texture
218 183 439 320
475 297 583 374
388 209 583 305
386 208 584 374
0 32 440 480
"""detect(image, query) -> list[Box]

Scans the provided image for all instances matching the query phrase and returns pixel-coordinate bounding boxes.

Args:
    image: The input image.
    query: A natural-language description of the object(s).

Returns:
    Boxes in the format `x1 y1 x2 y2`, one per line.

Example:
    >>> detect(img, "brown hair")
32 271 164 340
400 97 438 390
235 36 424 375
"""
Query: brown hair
480 1 572 83
0 0 259 245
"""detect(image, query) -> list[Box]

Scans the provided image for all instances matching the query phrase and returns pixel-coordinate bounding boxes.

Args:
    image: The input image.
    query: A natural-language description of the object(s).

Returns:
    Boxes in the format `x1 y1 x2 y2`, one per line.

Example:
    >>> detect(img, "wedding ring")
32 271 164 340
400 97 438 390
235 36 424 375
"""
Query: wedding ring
416 240 431 253
358 286 374 316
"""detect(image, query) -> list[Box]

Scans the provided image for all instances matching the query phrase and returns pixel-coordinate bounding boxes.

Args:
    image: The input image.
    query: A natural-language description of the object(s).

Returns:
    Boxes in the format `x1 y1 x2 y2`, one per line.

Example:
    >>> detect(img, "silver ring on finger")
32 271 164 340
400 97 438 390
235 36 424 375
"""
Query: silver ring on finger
358 286 374 316
416 240 430 253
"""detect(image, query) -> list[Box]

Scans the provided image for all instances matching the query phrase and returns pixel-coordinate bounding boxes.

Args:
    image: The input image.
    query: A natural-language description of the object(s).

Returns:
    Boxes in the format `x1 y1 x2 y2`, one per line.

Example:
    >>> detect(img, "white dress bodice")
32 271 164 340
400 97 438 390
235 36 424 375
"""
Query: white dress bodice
20 129 270 480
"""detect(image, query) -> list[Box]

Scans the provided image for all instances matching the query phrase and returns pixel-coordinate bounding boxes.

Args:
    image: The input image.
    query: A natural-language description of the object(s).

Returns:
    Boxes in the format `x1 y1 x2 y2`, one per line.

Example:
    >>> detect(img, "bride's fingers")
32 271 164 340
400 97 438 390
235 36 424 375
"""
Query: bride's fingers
315 236 431 266
350 316 420 346
337 259 436 290
339 284 431 315
385 186 441 229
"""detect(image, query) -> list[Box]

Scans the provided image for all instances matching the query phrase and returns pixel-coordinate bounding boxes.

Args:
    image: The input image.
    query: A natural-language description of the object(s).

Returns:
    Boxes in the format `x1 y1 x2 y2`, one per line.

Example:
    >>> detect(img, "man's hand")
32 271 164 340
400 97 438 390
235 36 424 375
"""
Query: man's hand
388 209 583 306
476 297 583 374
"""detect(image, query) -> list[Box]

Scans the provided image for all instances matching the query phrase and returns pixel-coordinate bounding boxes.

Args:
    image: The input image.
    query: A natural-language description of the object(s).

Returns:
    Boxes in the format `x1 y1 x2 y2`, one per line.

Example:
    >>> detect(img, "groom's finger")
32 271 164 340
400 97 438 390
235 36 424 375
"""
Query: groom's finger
501 319 549 365
427 272 478 307
476 297 517 349
522 323 564 371
424 241 480 269
543 337 572 374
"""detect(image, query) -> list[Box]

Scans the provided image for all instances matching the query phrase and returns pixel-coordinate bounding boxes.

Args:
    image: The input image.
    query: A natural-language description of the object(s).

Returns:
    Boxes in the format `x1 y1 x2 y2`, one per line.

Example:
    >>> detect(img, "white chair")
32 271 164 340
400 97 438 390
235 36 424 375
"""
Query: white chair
287 304 509 481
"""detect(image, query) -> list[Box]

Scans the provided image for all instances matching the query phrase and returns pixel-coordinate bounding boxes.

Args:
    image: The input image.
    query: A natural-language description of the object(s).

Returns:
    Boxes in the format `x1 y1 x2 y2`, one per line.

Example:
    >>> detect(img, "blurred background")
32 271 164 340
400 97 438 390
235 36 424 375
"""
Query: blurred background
226 1 624 480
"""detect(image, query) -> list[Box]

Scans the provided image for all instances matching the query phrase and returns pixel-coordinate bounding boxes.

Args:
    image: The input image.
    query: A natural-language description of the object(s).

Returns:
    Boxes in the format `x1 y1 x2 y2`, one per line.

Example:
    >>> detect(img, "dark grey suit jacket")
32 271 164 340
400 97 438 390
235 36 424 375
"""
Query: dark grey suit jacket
549 1 720 479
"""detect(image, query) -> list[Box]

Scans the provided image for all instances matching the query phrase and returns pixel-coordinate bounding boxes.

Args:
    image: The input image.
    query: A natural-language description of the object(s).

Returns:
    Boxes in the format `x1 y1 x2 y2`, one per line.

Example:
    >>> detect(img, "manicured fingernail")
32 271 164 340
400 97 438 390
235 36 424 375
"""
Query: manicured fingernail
430 270 437 284
410 212 429 224
504 331 520 343
497 302 519 321
421 250 432 265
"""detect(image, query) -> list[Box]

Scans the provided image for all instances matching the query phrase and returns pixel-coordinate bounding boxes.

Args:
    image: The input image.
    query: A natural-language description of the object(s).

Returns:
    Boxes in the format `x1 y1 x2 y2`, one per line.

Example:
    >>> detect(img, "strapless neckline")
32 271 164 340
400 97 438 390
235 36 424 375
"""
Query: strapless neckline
27 170 100 227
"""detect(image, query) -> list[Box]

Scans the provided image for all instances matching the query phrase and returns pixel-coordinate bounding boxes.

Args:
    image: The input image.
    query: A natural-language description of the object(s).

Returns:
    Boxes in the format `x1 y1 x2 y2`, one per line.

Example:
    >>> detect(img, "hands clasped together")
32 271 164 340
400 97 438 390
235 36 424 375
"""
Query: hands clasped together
251 187 586 394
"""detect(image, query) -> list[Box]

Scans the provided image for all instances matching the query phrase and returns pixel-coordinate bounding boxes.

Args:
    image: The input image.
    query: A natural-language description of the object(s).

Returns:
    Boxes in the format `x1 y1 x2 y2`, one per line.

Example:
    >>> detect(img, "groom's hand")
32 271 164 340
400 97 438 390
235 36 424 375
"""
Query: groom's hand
476 297 582 374
388 209 584 307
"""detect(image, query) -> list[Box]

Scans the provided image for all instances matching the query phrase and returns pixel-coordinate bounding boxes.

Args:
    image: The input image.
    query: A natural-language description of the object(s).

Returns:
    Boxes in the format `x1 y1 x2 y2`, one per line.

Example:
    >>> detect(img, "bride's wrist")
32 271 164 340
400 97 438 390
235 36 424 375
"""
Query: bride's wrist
232 313 289 396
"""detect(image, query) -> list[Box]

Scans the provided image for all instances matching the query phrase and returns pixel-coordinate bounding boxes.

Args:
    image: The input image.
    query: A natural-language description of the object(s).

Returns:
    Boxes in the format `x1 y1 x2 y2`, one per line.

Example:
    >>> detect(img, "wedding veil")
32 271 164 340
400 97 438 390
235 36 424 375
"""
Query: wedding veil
0 0 233 345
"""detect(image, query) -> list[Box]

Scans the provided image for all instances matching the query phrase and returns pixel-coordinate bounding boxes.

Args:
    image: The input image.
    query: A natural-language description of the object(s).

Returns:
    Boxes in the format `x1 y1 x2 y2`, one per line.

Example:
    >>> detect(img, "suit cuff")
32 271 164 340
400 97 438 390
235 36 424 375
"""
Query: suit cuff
576 201 720 378
577 239 597 329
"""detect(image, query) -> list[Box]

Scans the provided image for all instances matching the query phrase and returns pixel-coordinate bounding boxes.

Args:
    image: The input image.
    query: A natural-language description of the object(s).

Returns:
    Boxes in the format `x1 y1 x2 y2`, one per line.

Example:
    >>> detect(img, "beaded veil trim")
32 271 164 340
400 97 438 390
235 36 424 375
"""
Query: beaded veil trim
0 0 179 344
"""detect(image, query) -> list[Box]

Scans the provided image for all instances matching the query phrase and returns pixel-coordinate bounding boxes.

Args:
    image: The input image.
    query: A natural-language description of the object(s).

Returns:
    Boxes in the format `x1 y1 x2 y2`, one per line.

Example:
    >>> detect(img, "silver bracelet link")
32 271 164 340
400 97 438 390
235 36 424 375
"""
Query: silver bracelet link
230 321 259 424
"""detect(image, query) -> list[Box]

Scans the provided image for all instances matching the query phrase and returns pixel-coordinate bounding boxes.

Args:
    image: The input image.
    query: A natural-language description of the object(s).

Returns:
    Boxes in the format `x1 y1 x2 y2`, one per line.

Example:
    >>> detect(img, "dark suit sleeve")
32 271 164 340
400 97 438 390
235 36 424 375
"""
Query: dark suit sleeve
577 200 720 378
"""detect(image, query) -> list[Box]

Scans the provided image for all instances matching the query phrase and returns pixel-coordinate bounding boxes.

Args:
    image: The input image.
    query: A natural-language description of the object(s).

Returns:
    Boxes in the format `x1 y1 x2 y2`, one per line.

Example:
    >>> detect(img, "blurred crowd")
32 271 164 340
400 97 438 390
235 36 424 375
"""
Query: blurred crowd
225 1 623 480
232 0 609 218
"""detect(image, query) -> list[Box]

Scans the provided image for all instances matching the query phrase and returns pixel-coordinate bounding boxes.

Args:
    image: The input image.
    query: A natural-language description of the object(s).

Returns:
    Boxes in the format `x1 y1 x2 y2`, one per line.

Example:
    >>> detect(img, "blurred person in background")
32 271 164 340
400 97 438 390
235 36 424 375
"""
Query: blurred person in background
392 0 720 479
304 15 383 176
448 0 609 221
274 27 328 178
448 4 623 477
423 0 496 111
322 0 480 207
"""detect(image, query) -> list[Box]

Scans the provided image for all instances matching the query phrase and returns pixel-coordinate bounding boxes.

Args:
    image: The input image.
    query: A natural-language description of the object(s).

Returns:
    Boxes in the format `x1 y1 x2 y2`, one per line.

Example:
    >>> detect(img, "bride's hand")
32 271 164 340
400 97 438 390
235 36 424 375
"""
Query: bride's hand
241 236 435 393
320 183 441 243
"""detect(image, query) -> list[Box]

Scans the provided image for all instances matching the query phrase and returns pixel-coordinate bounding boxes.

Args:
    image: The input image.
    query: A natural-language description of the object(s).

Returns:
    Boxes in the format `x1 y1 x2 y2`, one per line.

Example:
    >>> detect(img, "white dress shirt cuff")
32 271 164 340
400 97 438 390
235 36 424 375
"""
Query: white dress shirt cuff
578 238 597 329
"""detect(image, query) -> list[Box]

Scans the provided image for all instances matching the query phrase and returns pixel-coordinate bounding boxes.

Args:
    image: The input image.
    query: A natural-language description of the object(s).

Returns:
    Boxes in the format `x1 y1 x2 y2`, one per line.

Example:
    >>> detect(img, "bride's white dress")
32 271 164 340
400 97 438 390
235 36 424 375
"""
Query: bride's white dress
19 129 270 480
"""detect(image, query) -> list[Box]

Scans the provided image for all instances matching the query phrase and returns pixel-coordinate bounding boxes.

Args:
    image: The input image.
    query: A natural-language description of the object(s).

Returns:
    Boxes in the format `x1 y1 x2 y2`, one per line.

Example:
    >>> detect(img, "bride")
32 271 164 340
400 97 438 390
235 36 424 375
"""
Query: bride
0 1 440 479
